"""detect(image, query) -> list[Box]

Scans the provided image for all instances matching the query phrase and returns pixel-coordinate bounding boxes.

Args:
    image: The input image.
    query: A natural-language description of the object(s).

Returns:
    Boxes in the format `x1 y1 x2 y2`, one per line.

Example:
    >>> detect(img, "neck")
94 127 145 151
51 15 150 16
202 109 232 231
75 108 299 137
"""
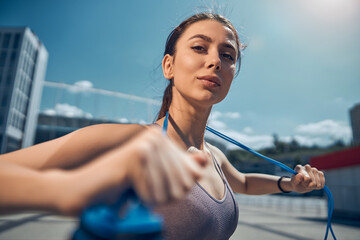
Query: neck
157 105 212 151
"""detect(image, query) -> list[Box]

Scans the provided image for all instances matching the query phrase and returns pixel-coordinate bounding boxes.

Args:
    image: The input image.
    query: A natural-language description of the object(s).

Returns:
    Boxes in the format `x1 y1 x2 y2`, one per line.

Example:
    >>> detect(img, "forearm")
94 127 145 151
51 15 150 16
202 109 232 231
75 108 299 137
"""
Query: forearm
56 147 131 215
243 173 291 195
0 145 131 216
0 160 61 213
0 124 145 171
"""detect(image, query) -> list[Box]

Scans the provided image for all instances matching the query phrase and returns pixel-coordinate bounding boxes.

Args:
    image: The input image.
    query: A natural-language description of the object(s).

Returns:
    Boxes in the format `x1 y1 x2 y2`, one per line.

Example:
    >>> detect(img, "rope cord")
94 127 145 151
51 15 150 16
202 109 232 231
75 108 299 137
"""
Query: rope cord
161 113 336 239
205 126 336 240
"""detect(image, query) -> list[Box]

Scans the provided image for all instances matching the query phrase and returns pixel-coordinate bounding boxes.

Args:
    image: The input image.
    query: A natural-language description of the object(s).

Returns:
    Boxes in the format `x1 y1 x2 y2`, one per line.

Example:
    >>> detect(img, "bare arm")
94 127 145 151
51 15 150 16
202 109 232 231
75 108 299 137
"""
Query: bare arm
0 137 132 215
0 123 146 170
0 127 208 215
207 144 325 195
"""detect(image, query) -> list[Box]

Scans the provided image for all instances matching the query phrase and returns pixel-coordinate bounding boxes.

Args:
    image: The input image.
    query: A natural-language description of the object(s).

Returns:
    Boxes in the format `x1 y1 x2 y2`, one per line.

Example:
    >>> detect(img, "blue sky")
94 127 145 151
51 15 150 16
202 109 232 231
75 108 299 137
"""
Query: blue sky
1 0 359 149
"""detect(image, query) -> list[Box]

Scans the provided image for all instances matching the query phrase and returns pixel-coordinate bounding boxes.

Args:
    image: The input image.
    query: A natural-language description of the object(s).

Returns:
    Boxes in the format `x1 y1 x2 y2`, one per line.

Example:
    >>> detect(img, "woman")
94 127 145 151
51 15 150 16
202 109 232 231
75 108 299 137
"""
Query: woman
0 13 324 239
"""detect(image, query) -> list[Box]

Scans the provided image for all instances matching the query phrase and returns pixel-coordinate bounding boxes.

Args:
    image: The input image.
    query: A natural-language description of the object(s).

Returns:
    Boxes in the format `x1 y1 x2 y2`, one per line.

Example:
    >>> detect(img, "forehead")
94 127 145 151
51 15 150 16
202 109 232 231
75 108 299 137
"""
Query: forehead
180 20 236 44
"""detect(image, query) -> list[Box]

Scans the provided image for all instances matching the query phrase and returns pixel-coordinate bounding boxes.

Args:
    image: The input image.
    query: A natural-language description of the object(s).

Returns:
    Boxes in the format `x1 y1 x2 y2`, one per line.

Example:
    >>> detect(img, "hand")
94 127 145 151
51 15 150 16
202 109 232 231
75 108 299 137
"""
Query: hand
126 127 208 205
290 164 325 193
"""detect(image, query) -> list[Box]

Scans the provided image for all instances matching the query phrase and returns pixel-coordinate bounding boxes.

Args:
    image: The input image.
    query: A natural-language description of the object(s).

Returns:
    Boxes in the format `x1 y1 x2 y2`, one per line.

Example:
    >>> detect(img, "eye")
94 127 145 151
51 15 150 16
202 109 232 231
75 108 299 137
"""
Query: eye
191 46 206 52
222 53 234 61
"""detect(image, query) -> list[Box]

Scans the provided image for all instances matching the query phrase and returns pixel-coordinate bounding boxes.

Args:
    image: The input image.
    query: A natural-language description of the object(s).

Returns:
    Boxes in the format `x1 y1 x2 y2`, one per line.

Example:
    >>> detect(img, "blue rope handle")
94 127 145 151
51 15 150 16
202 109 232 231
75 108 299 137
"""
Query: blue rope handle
205 126 336 240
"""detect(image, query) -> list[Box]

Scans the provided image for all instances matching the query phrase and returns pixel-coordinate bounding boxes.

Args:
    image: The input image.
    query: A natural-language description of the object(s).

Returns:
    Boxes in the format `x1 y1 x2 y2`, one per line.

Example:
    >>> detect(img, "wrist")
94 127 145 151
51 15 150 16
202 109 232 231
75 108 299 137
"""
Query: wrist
277 176 292 193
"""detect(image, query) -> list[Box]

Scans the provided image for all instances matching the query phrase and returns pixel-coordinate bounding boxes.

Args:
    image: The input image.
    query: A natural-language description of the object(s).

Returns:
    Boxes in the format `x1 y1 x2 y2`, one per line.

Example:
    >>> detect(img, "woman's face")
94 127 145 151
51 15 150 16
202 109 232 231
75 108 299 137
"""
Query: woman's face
165 20 238 108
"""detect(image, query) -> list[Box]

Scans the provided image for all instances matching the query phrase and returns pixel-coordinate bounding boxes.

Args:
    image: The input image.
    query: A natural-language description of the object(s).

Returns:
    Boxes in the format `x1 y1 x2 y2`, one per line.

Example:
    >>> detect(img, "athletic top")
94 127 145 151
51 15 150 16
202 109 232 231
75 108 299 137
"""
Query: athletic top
154 143 239 240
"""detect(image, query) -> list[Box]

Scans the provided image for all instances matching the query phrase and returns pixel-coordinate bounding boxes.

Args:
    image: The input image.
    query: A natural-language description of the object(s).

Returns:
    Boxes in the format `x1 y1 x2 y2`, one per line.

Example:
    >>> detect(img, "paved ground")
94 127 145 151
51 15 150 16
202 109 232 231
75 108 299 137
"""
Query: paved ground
0 194 359 240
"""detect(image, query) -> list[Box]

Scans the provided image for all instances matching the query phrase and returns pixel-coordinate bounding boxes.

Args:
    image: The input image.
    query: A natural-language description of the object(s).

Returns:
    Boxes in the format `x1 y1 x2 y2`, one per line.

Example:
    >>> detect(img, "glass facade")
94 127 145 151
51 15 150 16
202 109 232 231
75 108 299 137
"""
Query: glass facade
0 27 48 153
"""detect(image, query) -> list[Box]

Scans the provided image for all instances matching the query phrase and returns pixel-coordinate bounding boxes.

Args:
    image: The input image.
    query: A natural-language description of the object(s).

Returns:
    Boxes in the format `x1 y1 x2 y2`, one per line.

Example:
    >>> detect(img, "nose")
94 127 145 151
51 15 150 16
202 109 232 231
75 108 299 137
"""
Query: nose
207 51 221 71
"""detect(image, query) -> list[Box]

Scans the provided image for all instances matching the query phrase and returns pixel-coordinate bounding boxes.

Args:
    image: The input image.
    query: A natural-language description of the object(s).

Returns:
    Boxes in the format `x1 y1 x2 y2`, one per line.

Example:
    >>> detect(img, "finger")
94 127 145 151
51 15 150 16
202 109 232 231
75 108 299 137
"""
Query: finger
305 164 316 188
157 143 189 202
302 165 312 185
312 167 322 189
136 132 167 204
174 151 196 193
146 146 167 204
134 162 152 204
319 170 325 189
294 165 308 185
167 140 205 180
293 171 304 186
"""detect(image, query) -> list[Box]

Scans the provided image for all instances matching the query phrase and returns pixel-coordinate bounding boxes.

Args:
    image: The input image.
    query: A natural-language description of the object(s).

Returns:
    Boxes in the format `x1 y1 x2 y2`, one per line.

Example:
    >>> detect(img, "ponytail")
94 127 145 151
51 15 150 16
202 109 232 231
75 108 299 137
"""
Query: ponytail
157 81 173 120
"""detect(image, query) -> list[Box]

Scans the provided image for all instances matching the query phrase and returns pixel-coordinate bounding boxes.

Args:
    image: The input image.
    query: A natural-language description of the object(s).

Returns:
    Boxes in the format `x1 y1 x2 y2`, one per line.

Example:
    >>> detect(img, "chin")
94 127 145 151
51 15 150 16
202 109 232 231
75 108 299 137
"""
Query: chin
193 92 225 107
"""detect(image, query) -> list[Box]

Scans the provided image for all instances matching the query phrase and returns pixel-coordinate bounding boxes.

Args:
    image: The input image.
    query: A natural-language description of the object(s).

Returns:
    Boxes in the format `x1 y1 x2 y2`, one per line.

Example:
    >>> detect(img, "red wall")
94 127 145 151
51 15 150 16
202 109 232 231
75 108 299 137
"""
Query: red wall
309 146 360 170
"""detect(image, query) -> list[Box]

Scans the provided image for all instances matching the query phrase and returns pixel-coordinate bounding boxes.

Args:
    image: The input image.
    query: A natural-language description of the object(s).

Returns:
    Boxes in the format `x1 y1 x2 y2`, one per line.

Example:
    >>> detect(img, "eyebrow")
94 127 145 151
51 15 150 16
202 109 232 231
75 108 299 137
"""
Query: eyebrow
188 34 236 52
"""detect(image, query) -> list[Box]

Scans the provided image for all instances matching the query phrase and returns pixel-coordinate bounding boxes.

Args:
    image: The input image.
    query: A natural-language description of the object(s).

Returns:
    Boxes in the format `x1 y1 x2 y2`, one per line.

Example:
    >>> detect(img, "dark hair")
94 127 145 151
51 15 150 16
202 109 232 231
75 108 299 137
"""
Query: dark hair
157 12 244 120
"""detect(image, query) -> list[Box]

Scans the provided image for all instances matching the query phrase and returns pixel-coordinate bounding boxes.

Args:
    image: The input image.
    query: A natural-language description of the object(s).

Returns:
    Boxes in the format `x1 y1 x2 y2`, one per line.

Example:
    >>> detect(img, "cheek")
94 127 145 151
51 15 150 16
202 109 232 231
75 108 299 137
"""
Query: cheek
173 52 202 78
223 65 236 84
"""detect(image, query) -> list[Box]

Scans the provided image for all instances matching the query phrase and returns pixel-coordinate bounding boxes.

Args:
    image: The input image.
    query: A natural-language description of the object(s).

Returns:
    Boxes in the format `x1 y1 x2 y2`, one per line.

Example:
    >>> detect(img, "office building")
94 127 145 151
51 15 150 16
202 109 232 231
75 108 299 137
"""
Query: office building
350 103 360 145
0 27 48 153
35 113 124 144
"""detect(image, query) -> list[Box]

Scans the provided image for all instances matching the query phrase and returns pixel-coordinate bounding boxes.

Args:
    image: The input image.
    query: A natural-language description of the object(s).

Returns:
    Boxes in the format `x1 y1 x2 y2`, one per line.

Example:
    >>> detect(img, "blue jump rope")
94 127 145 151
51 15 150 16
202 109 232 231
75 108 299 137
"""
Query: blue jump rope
72 111 336 240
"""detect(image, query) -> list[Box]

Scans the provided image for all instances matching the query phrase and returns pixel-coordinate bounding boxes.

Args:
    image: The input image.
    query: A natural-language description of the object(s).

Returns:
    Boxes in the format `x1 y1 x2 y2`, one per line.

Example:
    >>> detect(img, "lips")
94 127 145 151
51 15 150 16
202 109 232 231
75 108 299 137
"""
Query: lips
197 75 221 87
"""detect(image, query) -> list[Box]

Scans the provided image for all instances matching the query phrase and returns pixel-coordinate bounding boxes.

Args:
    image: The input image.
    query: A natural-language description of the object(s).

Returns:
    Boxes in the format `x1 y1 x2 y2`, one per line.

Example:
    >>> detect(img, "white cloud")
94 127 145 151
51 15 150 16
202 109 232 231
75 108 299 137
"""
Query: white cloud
68 80 93 93
243 127 253 134
207 110 273 150
117 118 129 123
295 119 351 141
294 135 333 147
205 128 273 151
223 112 241 119
223 130 273 150
208 111 241 131
42 103 93 118
268 119 353 147
206 118 353 151
210 111 241 121
209 120 227 129
138 119 147 125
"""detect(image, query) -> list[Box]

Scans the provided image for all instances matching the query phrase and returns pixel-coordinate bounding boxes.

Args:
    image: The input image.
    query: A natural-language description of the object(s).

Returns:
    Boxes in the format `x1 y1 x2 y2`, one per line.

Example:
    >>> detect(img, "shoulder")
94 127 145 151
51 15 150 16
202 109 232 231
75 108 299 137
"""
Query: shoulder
205 142 228 167
76 123 146 134
72 123 149 144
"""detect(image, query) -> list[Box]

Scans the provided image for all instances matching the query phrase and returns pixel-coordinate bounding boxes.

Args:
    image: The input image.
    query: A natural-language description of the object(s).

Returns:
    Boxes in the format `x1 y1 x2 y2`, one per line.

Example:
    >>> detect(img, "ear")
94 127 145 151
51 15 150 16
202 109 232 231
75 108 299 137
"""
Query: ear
162 54 174 80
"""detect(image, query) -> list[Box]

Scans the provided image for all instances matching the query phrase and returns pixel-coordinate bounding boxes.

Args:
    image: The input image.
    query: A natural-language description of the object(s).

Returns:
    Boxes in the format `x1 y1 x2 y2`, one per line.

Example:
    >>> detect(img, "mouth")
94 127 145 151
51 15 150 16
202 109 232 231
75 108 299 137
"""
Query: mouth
197 75 221 87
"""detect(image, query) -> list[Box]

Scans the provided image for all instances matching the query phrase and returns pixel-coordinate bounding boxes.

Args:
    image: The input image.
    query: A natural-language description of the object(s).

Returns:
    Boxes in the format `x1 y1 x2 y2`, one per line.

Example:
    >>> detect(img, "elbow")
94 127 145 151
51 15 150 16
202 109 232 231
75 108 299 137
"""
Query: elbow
243 175 250 195
55 194 85 216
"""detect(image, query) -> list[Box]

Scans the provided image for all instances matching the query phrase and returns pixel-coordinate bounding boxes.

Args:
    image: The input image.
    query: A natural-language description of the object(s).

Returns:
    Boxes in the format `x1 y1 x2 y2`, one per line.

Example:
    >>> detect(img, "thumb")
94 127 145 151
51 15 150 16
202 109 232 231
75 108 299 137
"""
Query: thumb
293 173 304 186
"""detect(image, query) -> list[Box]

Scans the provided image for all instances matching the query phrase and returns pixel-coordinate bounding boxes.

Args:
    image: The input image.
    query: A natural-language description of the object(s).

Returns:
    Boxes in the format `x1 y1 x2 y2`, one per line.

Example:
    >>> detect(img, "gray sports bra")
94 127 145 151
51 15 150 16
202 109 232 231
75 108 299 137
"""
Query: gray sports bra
154 144 239 240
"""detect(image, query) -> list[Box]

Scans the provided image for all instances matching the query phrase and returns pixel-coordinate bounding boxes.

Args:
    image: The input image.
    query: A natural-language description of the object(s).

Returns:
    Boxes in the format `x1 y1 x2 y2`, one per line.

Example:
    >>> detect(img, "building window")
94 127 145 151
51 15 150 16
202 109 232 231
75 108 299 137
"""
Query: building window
1 93 7 107
19 116 25 131
0 51 7 68
21 99 27 113
15 93 20 111
6 73 12 86
9 51 17 68
2 33 11 49
5 136 21 153
25 81 30 95
13 34 21 49
13 114 19 129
